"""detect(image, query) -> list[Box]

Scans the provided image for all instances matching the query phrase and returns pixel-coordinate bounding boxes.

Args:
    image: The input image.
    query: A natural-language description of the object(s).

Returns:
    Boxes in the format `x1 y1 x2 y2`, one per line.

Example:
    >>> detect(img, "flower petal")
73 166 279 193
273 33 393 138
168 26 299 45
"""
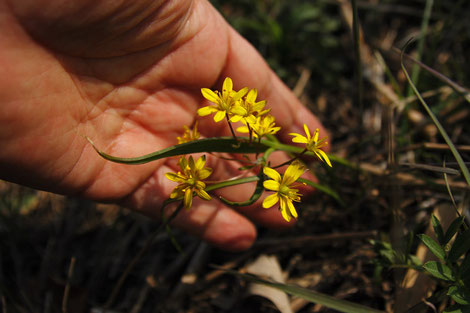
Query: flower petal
279 198 291 222
196 189 211 201
263 167 281 182
195 155 206 169
213 110 226 122
252 100 266 112
316 150 332 167
184 188 193 210
178 156 188 171
290 134 308 144
165 172 185 183
313 128 319 142
198 168 213 180
282 161 306 185
286 199 298 218
280 207 291 222
263 180 280 191
244 115 257 125
197 106 217 117
188 156 196 170
303 124 311 140
236 126 249 133
222 77 233 93
246 88 257 102
231 105 247 116
229 114 243 123
201 88 220 104
262 193 279 208
233 87 248 102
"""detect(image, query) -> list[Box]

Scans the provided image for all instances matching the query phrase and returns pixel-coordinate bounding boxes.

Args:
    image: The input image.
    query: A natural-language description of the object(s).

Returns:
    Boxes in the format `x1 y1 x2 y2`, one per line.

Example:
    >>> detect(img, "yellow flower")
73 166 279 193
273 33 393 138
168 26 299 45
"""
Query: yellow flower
177 121 200 144
262 161 306 222
165 155 212 210
237 114 281 139
230 88 270 124
289 124 332 167
198 77 248 122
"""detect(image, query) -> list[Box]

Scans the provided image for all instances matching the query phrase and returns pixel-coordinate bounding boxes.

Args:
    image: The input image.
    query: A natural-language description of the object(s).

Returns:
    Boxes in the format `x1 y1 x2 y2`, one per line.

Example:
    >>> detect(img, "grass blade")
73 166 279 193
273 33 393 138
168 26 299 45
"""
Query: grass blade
401 43 470 188
219 268 384 313
406 0 434 97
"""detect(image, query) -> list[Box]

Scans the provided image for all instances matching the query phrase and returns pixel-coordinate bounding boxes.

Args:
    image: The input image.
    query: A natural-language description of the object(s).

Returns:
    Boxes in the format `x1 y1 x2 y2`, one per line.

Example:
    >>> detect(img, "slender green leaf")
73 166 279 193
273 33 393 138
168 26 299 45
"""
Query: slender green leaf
205 176 259 193
445 217 465 245
219 268 384 313
431 214 445 245
444 159 460 212
401 43 470 187
88 136 327 165
88 137 264 164
218 171 264 206
448 229 470 263
448 286 470 305
423 261 454 281
406 0 433 97
297 178 343 205
418 234 446 261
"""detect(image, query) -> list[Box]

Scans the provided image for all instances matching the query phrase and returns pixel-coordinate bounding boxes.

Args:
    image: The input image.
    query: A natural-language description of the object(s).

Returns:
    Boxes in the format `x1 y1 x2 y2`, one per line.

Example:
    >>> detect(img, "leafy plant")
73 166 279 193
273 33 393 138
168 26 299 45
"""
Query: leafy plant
418 215 470 312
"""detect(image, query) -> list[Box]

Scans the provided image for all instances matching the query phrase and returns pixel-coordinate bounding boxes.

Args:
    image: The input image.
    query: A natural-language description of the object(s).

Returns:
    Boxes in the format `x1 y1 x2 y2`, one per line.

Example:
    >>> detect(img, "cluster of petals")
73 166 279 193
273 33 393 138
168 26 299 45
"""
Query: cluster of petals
198 77 248 122
237 114 280 139
164 155 212 210
198 77 282 141
170 78 333 224
289 124 332 167
262 161 306 222
229 88 270 124
177 121 200 144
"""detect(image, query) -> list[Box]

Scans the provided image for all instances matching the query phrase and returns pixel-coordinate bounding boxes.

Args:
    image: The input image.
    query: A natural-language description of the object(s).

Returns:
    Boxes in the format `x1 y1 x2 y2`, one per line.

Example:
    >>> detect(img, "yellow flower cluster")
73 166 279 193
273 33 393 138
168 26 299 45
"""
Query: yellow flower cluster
177 121 200 144
164 155 212 210
198 77 280 139
290 124 332 167
166 77 332 221
262 161 306 222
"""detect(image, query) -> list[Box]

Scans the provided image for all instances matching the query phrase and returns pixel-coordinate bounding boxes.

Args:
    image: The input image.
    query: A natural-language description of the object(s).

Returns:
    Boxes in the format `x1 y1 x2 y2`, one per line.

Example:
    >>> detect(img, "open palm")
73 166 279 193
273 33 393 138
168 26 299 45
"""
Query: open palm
0 0 326 250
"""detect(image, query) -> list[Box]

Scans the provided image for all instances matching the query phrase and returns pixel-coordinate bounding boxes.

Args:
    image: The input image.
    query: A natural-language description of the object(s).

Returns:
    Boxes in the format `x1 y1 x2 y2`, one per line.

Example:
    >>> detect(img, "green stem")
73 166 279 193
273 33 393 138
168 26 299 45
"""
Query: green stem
226 115 239 142
406 0 434 97
271 149 307 169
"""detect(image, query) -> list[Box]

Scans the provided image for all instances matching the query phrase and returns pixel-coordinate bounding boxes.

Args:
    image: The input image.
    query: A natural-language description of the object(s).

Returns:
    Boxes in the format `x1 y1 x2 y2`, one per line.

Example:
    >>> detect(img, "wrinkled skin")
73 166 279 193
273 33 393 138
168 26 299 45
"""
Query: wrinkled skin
0 0 326 250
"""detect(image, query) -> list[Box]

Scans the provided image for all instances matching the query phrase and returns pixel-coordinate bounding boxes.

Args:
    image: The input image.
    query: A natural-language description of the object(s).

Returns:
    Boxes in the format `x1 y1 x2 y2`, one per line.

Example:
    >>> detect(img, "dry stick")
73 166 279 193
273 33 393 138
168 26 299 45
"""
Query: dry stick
62 257 76 313
104 202 184 311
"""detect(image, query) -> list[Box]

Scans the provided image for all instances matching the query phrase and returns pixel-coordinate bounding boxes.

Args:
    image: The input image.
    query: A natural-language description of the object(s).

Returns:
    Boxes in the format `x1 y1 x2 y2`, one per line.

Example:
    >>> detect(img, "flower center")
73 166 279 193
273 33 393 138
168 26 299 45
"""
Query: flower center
279 184 291 196
186 177 197 186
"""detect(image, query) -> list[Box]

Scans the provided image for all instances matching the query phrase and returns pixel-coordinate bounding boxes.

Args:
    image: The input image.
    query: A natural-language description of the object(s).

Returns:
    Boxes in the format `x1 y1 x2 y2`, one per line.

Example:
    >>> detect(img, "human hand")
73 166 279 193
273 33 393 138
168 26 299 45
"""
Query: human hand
0 0 327 250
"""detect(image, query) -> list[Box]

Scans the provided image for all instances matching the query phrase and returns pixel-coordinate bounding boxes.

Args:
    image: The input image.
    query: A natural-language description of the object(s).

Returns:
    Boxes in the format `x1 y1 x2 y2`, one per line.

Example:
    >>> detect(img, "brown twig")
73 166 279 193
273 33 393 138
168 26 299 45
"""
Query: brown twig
62 257 76 313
